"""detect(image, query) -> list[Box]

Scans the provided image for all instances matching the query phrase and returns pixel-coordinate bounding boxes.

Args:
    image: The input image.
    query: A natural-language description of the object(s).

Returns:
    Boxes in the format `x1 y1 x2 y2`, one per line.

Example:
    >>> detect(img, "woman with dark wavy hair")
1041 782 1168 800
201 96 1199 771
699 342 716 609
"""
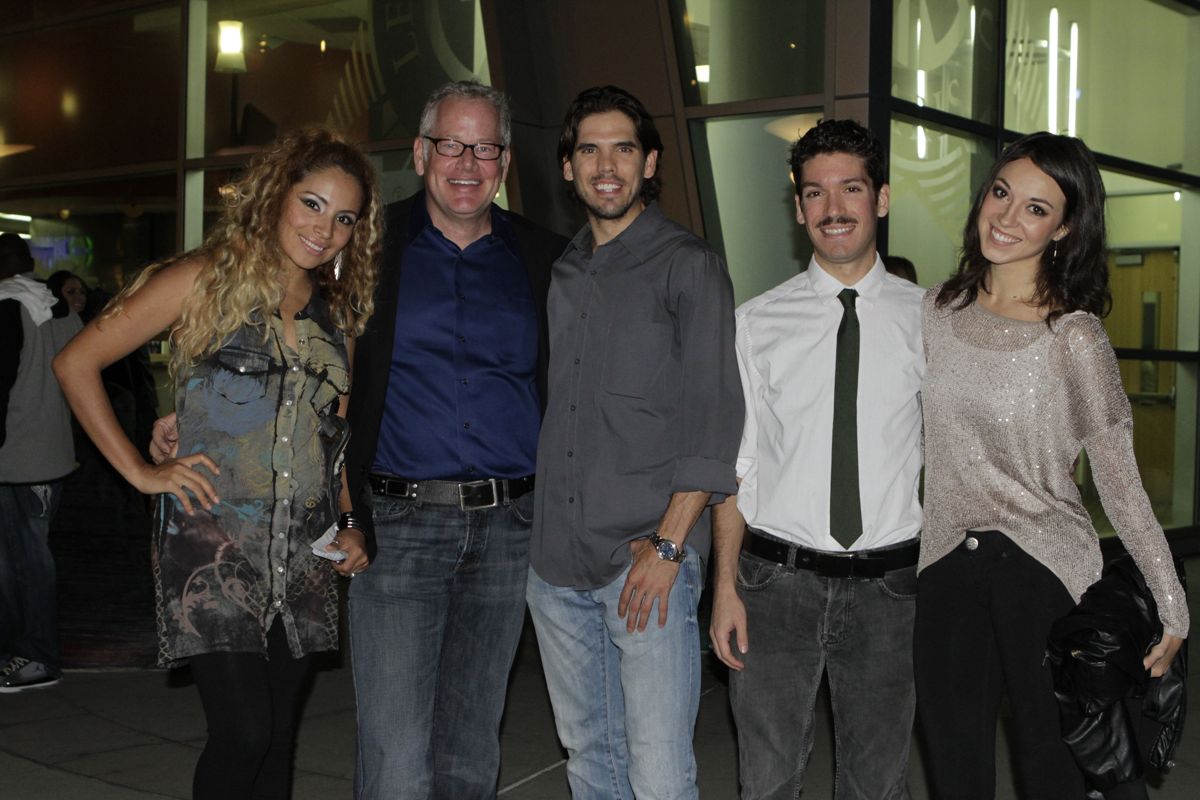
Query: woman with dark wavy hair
916 132 1188 797
53 126 383 799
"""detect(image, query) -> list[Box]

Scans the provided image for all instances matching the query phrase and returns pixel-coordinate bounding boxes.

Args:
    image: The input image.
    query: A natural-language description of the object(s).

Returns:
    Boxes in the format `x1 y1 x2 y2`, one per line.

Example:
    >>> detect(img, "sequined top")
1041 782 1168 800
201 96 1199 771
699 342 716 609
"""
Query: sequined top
152 299 350 666
920 287 1188 637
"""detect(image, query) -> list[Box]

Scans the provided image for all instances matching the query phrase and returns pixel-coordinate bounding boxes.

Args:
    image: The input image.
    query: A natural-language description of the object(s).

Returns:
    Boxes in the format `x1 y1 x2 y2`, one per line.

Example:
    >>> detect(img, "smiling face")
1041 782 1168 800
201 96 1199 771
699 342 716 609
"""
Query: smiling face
563 110 659 241
414 96 510 234
276 166 363 275
977 157 1069 273
795 151 889 281
61 276 87 315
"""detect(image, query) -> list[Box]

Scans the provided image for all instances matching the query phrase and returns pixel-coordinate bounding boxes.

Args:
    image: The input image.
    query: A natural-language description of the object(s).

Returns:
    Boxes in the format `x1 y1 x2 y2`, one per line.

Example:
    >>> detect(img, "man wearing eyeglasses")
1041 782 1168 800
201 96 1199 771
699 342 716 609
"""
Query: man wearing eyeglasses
342 80 566 799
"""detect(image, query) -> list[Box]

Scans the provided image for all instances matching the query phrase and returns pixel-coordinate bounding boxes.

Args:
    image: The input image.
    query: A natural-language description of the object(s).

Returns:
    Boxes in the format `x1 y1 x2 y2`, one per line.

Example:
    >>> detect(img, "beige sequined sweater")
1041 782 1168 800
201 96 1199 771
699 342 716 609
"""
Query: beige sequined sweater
920 288 1189 637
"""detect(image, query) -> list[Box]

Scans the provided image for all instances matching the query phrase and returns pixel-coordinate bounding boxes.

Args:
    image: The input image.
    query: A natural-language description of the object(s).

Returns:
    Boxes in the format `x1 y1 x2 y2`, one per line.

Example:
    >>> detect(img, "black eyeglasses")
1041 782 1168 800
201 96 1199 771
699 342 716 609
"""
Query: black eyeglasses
423 136 506 161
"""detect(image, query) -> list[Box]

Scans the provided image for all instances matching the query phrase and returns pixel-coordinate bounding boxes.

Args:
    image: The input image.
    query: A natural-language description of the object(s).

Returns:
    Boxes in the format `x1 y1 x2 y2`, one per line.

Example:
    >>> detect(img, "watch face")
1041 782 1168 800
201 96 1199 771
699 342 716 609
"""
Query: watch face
657 539 680 561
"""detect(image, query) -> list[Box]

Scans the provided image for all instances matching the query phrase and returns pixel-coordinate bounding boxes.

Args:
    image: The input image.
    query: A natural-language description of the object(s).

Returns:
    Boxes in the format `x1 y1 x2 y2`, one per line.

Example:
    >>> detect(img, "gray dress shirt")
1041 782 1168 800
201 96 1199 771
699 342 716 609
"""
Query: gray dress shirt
530 203 743 589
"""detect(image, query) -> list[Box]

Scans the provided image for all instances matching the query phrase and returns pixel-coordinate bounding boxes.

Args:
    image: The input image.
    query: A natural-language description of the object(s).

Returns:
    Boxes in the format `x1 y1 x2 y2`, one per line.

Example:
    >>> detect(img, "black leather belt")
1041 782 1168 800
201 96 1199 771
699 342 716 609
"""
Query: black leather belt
742 527 918 579
368 473 534 512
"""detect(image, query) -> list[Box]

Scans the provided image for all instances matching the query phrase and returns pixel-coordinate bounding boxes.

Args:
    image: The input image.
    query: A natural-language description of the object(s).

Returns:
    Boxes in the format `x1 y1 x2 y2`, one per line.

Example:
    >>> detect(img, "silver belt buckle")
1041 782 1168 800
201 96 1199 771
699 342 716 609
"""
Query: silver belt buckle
459 478 501 511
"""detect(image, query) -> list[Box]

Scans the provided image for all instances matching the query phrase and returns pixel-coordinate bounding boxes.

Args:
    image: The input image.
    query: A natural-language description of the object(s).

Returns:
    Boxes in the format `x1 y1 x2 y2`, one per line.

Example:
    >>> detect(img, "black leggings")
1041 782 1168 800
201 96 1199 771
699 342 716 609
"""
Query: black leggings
189 619 313 800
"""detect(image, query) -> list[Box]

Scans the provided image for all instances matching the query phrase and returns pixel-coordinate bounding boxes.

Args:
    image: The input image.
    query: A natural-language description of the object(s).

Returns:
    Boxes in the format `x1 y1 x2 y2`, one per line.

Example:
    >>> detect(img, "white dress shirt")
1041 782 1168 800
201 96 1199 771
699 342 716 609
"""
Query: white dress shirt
734 256 924 552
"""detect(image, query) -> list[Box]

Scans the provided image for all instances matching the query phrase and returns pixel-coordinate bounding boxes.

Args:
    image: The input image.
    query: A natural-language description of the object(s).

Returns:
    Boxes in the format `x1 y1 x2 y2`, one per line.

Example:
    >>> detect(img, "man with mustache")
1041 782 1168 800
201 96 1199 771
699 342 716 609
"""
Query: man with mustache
527 85 742 799
710 119 925 799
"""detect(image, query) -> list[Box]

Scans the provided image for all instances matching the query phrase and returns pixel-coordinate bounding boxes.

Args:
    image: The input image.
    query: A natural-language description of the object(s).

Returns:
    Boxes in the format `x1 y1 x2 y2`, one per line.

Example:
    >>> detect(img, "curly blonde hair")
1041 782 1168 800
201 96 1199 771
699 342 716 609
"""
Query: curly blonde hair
112 126 383 377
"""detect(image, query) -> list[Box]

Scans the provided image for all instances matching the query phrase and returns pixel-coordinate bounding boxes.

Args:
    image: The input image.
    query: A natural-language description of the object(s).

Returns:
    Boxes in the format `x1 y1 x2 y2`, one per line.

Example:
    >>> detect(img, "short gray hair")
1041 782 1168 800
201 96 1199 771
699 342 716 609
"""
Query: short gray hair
418 80 512 152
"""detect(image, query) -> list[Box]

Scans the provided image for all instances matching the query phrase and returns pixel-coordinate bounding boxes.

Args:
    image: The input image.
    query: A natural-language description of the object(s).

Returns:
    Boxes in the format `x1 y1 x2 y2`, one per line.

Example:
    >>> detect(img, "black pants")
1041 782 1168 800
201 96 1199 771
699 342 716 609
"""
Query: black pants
189 618 313 800
915 530 1087 799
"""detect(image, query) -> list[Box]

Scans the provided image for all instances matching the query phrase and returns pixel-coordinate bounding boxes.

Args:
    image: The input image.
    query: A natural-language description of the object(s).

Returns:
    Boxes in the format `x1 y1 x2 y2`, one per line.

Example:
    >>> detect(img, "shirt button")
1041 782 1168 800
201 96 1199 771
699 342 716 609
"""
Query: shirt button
964 536 979 551
567 450 573 457
568 497 575 503
276 565 285 574
281 470 290 478
285 399 294 406
291 365 300 372
570 404 576 411
580 312 587 319
272 599 283 608
282 498 290 506
463 422 471 429
281 436 289 443
574 358 580 365
276 531 285 539
461 378 468 385
457 335 466 343
590 270 597 276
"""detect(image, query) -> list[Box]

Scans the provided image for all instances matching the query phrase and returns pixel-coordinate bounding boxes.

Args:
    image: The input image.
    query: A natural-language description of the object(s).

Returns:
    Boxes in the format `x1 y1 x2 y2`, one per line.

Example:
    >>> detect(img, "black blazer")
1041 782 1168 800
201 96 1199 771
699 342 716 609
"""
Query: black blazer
344 192 567 559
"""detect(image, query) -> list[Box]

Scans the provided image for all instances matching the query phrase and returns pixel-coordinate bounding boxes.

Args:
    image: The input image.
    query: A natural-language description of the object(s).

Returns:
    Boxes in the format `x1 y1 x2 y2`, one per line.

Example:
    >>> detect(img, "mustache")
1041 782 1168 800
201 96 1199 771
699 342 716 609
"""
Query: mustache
816 215 858 227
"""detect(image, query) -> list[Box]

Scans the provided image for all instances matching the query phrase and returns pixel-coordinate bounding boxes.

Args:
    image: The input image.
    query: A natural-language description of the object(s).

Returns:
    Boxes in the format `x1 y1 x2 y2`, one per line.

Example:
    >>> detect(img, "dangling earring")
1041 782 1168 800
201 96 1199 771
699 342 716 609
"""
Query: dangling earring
1051 239 1059 267
333 251 344 279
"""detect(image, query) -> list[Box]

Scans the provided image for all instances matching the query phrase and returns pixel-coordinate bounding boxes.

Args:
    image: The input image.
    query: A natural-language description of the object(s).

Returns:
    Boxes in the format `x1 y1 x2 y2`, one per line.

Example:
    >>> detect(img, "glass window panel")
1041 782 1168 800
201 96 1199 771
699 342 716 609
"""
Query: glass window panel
0 174 177 293
688 111 821 305
1081 360 1197 534
1005 0 1200 174
670 0 823 106
887 116 993 287
892 0 1000 124
202 0 491 154
0 8 181 180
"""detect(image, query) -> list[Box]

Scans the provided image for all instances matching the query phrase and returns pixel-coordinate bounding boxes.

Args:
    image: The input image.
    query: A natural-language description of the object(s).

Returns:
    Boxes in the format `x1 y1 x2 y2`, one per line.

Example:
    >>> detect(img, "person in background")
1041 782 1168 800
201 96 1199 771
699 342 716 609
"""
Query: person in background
0 234 82 693
53 127 383 799
916 131 1188 798
883 254 917 284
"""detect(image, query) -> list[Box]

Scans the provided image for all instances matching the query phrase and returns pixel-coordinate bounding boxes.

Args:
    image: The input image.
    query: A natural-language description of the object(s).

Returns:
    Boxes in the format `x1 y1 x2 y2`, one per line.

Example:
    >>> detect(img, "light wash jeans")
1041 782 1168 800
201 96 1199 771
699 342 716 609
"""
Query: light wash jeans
0 482 62 672
526 548 703 800
348 491 532 800
728 548 917 800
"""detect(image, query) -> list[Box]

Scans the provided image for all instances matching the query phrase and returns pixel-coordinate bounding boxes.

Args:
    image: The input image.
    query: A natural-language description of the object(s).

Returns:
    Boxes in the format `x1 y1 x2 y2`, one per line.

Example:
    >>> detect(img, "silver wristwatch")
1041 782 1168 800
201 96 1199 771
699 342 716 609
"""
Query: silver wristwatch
649 530 685 563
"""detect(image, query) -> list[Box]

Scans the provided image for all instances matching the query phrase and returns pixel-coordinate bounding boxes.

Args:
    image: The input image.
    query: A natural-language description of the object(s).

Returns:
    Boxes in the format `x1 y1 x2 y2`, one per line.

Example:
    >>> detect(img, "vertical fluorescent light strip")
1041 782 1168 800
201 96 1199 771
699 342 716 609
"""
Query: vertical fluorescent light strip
917 70 926 106
1048 8 1059 134
1067 22 1079 137
970 5 976 45
917 125 927 159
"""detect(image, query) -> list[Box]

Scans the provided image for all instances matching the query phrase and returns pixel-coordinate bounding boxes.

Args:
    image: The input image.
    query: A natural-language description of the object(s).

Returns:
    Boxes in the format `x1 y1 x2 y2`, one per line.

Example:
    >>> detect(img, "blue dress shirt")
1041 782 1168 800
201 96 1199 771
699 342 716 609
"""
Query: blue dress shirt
373 199 540 480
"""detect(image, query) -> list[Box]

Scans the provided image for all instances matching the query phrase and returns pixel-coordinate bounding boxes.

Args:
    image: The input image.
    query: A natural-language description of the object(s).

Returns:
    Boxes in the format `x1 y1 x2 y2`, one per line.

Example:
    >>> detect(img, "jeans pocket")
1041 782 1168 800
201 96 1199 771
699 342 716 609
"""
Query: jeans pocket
735 554 787 592
878 564 918 600
370 497 419 524
507 492 534 526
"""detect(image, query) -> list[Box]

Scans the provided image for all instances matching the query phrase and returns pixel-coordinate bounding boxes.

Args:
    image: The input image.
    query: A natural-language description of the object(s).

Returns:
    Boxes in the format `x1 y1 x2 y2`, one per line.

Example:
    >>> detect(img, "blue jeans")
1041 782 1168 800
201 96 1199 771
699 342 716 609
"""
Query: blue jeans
0 482 62 672
348 491 532 800
727 549 916 800
526 549 703 800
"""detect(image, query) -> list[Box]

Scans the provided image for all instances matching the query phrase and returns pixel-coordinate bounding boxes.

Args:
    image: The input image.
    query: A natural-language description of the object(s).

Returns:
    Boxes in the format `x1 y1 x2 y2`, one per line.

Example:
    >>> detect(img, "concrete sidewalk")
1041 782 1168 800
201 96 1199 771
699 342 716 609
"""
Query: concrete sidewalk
2 584 1198 798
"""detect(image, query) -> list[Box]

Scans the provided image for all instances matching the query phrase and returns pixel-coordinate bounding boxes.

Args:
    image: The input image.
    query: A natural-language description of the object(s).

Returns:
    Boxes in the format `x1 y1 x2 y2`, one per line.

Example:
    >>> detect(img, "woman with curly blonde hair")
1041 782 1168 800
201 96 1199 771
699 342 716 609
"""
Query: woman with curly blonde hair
54 126 383 798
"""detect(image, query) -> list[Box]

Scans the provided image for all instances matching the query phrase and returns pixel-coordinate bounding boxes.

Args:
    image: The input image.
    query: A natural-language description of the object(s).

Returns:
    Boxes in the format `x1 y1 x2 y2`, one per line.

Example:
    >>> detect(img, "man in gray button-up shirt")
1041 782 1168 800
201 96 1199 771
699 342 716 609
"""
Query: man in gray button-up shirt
527 86 742 800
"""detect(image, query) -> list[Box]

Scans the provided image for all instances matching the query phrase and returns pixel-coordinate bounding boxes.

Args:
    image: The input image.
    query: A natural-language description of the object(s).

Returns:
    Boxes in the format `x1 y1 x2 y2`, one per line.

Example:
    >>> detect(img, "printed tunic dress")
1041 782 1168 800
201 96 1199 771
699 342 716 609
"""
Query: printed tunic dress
153 298 349 667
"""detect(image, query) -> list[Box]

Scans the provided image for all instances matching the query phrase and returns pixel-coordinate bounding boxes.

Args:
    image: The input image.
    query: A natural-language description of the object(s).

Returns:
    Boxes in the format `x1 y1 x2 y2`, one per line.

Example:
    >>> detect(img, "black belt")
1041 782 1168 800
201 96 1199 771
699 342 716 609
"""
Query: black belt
368 473 534 512
742 527 918 579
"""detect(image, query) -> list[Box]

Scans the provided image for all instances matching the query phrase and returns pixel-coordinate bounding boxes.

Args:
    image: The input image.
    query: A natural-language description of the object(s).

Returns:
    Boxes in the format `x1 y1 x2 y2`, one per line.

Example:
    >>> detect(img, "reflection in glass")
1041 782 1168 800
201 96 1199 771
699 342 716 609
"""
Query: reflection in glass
0 8 181 180
1005 0 1199 173
670 0 823 106
887 116 992 287
892 0 999 124
689 111 820 304
202 0 490 154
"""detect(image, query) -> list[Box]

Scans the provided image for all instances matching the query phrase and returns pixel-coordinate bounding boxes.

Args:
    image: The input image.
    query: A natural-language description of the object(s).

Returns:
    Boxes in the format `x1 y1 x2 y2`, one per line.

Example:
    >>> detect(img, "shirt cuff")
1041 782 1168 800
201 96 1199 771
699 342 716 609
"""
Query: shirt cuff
671 456 738 499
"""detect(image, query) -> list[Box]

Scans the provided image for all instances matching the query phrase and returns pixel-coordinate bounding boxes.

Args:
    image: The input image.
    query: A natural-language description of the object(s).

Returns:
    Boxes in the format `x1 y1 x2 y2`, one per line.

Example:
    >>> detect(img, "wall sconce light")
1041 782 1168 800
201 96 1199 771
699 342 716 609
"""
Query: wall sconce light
215 20 247 73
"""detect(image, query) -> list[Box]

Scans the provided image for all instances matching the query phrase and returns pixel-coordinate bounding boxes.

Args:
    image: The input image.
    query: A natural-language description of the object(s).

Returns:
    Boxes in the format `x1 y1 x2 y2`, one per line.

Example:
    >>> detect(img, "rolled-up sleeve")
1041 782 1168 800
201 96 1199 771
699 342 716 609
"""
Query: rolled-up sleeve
667 246 743 501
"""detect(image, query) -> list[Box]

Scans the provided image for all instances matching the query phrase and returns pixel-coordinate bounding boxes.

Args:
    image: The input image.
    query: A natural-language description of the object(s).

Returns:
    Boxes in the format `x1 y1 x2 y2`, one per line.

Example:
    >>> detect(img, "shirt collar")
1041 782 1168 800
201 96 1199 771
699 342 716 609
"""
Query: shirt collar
805 254 886 301
567 201 667 261
408 190 517 256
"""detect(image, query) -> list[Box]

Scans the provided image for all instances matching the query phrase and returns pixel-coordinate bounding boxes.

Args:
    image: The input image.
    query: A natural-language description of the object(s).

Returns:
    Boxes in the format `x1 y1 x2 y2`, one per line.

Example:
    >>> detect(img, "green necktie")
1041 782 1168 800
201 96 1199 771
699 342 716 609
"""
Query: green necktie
830 288 862 549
